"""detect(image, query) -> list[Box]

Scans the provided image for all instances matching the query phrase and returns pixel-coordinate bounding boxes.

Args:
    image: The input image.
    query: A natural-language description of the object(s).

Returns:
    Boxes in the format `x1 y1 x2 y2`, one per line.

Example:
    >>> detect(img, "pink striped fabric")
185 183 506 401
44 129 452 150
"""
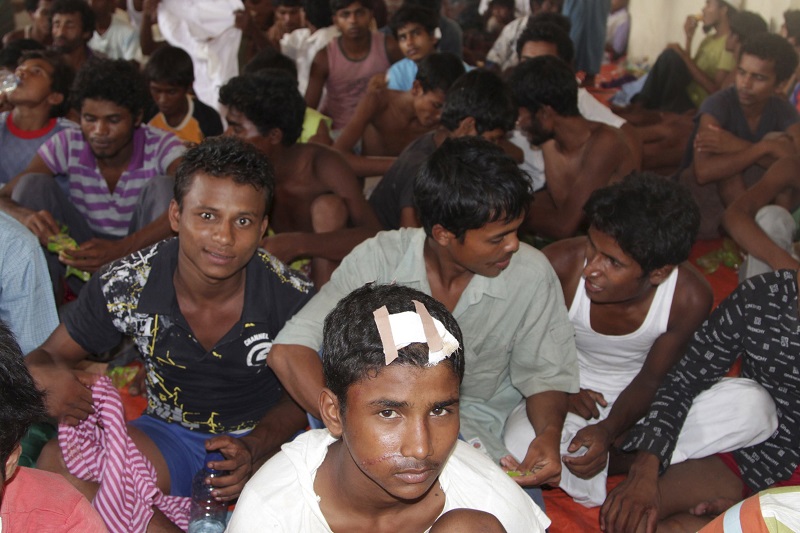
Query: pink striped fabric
59 377 191 532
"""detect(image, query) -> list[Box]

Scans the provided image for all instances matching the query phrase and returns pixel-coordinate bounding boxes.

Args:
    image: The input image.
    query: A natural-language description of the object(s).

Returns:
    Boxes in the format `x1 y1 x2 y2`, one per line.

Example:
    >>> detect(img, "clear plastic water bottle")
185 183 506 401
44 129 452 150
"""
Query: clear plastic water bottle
188 452 228 533
0 73 18 95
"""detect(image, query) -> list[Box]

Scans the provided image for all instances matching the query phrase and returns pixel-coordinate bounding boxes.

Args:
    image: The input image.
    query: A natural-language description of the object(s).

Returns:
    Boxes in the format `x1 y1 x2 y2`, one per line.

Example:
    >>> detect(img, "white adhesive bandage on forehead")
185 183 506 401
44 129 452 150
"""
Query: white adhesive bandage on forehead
372 300 460 366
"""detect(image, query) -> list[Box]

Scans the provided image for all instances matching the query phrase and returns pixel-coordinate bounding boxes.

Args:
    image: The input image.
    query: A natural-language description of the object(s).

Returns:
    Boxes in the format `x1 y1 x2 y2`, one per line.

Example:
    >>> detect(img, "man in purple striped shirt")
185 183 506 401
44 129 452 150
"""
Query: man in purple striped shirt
0 58 184 300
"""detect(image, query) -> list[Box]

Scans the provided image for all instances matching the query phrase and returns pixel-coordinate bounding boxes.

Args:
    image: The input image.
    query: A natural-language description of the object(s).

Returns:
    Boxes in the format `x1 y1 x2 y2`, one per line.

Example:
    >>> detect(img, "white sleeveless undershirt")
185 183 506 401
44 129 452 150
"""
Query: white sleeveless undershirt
568 267 679 402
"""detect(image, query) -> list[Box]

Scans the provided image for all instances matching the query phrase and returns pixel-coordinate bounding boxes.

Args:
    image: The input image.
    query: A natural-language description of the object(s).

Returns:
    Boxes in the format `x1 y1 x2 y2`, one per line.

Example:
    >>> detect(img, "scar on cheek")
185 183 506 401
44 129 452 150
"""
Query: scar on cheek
360 452 399 467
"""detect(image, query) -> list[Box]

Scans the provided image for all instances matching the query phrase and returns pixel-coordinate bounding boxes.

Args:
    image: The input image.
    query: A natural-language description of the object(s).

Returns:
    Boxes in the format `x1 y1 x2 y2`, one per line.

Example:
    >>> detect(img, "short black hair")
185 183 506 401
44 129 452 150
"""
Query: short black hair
330 0 369 12
530 11 570 33
404 0 442 13
414 136 532 239
440 69 517 134
785 10 800 43
219 70 305 146
0 39 45 70
729 11 767 43
491 0 515 10
584 173 700 274
322 283 464 412
0 321 47 484
143 45 194 88
719 0 738 16
51 0 95 35
24 0 41 12
516 21 575 64
20 49 75 117
304 0 333 29
740 32 800 84
389 4 438 39
174 136 275 215
510 55 579 117
243 48 299 80
275 0 303 6
415 52 465 93
71 58 147 117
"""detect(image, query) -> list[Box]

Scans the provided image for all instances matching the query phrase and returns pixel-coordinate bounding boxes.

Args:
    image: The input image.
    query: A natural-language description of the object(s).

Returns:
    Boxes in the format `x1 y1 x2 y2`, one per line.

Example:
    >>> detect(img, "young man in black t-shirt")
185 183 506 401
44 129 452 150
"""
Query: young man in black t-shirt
28 137 313 530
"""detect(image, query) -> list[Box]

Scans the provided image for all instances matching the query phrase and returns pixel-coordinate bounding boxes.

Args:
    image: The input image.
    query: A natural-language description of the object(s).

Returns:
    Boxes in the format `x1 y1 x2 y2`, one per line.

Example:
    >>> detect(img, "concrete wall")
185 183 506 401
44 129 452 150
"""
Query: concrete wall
628 0 800 64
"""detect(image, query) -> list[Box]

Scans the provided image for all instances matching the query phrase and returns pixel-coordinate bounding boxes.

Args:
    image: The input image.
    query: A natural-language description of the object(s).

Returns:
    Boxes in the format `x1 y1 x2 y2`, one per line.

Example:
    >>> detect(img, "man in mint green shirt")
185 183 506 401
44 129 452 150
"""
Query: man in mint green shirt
268 137 578 495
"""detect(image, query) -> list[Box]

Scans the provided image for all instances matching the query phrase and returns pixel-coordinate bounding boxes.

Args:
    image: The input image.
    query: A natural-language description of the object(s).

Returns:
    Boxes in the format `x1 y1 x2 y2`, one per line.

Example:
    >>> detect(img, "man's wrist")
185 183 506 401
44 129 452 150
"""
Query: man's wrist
592 420 615 443
628 451 661 479
533 426 562 449
117 236 136 258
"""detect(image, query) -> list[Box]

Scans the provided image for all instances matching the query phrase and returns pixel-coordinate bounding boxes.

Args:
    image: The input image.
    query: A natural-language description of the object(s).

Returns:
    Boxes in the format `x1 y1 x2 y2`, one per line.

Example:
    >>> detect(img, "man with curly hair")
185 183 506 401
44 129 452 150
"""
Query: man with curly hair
0 58 185 299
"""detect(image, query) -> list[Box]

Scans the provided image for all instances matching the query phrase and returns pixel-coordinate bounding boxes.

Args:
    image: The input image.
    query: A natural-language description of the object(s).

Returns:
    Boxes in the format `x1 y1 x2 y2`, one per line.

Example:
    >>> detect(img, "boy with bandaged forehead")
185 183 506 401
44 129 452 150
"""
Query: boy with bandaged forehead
228 283 549 532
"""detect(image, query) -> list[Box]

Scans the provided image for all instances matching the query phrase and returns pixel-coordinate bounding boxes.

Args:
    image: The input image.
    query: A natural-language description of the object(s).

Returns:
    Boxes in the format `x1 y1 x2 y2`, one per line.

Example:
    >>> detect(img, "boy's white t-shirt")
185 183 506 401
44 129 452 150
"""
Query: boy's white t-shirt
226 429 550 532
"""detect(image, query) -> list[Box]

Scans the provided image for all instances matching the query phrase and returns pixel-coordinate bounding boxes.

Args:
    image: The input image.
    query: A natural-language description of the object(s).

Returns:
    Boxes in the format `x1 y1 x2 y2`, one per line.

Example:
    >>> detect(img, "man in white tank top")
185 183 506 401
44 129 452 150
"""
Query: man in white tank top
503 174 777 508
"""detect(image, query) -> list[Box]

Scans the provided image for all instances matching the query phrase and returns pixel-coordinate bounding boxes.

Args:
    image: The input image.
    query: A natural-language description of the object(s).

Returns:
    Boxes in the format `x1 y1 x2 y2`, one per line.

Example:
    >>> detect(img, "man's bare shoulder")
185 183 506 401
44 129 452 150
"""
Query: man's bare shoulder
542 237 586 297
587 120 627 149
672 263 713 316
300 142 358 185
285 142 344 173
587 120 637 173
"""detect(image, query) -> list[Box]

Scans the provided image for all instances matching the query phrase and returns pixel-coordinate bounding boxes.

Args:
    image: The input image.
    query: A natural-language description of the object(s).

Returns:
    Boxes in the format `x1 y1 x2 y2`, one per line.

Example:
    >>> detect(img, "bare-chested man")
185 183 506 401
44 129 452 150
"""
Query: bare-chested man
510 55 637 240
333 53 465 157
220 70 383 287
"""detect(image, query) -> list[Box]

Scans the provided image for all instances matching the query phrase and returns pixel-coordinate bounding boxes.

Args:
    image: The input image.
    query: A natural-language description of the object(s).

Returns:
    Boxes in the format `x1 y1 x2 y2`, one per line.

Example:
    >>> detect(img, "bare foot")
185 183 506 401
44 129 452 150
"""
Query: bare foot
689 497 738 516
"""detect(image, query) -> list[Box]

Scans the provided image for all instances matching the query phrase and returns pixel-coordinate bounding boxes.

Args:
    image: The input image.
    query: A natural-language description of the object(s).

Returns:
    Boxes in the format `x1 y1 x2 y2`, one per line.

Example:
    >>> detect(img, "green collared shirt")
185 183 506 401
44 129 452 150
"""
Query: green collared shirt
275 228 578 460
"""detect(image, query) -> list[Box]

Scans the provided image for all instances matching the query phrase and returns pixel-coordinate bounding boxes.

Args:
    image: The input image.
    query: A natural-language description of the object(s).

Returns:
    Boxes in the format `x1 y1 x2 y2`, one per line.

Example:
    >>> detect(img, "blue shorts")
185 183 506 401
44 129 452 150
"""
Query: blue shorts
129 415 250 497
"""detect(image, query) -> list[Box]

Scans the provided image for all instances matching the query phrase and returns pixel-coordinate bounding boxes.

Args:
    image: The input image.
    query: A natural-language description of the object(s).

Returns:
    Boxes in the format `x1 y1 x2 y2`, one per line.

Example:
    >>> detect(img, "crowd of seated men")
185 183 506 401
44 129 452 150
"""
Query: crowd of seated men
0 1 798 532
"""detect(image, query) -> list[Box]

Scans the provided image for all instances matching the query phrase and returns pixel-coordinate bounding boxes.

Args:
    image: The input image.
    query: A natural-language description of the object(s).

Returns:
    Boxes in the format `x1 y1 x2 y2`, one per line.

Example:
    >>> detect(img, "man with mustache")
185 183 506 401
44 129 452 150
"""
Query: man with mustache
49 0 96 73
229 283 550 532
510 55 637 241
0 58 184 300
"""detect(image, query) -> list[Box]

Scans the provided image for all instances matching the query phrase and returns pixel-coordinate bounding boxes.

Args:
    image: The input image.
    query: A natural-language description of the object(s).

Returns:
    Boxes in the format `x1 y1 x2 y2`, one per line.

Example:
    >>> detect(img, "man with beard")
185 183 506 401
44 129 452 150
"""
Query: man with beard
0 58 184 298
49 0 97 73
510 55 637 240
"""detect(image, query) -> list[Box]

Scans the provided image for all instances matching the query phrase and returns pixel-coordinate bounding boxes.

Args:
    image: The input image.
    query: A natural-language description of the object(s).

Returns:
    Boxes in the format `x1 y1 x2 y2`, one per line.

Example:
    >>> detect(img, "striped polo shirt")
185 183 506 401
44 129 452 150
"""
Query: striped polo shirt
37 125 185 237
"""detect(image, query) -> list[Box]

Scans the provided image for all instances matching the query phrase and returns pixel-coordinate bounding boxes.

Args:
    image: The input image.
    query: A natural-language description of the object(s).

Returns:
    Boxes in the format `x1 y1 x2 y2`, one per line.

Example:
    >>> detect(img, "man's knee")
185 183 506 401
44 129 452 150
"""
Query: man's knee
658 48 685 69
11 173 58 208
140 175 175 203
310 194 348 233
725 379 778 442
131 176 175 231
755 205 796 249
127 423 172 495
36 437 67 474
502 401 534 462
